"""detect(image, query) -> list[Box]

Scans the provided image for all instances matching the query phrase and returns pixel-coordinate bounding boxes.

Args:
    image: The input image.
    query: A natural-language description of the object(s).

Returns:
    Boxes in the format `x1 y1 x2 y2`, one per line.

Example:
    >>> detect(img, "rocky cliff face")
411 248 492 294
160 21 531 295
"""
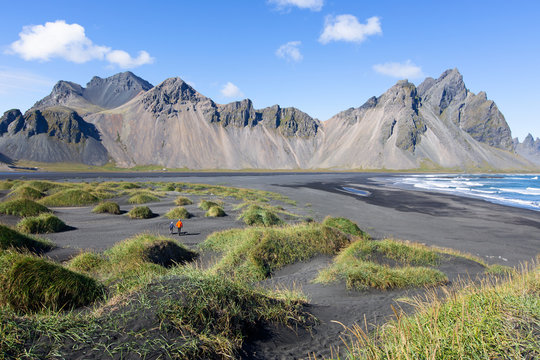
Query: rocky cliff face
0 69 534 170
0 107 108 165
514 134 540 166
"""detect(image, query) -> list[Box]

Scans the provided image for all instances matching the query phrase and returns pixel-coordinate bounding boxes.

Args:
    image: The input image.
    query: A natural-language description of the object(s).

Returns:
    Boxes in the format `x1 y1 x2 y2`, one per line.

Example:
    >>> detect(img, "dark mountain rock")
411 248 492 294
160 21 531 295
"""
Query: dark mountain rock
0 109 24 135
217 99 258 127
83 71 153 109
142 77 205 114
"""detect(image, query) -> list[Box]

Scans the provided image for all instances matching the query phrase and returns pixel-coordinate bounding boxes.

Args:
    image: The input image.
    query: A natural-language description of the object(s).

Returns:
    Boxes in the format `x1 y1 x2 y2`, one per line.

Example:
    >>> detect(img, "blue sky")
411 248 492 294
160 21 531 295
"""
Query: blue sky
0 0 539 140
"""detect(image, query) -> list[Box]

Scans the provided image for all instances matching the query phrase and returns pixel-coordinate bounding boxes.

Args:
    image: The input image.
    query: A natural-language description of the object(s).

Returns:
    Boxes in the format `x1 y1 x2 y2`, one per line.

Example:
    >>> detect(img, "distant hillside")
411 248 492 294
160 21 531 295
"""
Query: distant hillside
0 69 535 170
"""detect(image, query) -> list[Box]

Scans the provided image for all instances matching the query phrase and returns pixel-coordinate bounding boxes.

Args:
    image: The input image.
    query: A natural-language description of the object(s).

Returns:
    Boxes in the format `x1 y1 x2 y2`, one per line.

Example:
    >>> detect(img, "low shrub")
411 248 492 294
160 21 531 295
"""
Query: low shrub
164 206 192 219
239 204 283 226
174 196 193 206
322 216 368 237
204 223 351 281
199 200 219 211
127 206 154 219
39 189 99 207
205 206 226 217
16 213 66 234
92 202 121 214
67 252 106 275
0 224 54 253
0 252 103 313
0 198 50 217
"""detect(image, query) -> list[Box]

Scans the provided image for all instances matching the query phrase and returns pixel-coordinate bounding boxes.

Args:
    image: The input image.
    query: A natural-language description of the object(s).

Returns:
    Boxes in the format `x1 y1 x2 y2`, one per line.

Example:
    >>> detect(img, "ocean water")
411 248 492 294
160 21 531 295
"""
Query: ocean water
390 174 540 211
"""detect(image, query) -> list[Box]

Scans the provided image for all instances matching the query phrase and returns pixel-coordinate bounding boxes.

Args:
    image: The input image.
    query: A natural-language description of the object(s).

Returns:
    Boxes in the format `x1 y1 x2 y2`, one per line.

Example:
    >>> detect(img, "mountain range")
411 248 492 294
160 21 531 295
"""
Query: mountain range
0 69 537 170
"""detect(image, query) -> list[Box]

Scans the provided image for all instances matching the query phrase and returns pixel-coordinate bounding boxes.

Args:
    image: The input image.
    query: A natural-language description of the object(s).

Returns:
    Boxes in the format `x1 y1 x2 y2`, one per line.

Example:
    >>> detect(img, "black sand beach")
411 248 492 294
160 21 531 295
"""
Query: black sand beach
1 172 538 359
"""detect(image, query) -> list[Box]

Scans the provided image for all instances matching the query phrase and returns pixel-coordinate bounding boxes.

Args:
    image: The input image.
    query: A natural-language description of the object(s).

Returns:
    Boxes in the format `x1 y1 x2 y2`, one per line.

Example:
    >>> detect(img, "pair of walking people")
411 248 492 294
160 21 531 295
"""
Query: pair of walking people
169 219 183 235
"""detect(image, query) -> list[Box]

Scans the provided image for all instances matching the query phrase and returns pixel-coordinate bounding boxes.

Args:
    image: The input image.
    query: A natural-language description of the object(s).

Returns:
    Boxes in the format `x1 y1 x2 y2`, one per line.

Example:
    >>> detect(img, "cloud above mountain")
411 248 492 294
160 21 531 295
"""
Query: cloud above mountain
373 60 423 79
7 20 154 69
276 41 303 62
221 82 244 98
319 15 381 44
269 0 323 11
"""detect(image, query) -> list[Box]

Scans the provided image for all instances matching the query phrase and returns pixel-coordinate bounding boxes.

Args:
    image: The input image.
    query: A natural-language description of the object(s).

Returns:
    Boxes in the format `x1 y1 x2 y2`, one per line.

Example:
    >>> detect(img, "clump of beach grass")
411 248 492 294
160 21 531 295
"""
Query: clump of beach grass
164 206 192 219
92 201 121 214
16 213 66 234
239 204 283 226
39 189 99 207
67 251 106 275
0 251 104 313
8 186 45 200
127 206 154 219
316 238 448 290
198 200 219 211
204 223 351 281
205 205 226 217
128 191 160 204
323 216 368 237
0 198 51 217
0 224 54 253
174 196 193 206
337 262 540 359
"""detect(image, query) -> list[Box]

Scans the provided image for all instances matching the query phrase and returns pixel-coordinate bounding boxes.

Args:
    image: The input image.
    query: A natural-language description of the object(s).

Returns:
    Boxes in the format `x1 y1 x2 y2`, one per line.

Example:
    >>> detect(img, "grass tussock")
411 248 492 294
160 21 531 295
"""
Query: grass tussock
316 238 448 290
239 204 284 226
67 251 106 275
164 206 192 219
0 179 16 190
0 224 54 253
205 205 226 217
204 223 351 281
323 216 368 237
0 251 103 313
128 191 160 204
16 213 66 234
176 182 295 204
8 186 45 200
198 200 219 211
0 198 50 217
39 189 99 207
92 201 121 214
339 263 540 360
127 206 154 219
174 196 193 206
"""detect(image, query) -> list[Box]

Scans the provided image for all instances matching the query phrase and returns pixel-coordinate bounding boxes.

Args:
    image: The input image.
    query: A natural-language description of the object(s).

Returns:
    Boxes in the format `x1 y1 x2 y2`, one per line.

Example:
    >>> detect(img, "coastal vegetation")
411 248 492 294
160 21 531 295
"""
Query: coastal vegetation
92 201 121 214
127 206 154 219
164 206 192 219
0 225 54 252
0 198 50 217
16 213 66 234
238 204 284 226
205 205 226 217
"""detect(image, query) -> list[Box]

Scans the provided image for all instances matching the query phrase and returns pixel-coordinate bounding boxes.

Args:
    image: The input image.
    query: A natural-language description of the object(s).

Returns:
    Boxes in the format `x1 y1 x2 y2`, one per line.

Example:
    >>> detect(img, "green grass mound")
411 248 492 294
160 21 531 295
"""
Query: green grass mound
164 206 192 219
0 252 103 313
205 205 226 217
322 216 368 237
67 252 106 275
342 264 540 359
127 206 154 219
174 196 193 206
0 179 16 190
198 200 219 210
92 201 121 214
39 189 99 207
0 198 50 217
16 213 66 234
128 192 160 204
19 180 67 193
239 204 284 226
8 185 45 200
106 234 197 268
204 223 351 281
316 238 448 290
0 224 54 253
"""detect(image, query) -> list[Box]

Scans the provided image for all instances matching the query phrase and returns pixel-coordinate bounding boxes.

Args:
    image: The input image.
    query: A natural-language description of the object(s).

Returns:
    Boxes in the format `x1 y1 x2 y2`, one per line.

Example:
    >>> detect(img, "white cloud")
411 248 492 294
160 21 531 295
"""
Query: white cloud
269 0 323 11
7 20 153 68
276 41 303 62
319 15 381 44
373 60 424 79
106 50 154 68
221 82 244 98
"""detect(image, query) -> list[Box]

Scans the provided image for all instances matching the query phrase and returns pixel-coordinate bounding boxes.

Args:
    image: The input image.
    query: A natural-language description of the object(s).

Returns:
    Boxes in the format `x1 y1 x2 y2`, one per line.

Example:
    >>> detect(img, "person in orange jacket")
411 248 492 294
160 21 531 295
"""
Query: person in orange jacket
176 219 183 236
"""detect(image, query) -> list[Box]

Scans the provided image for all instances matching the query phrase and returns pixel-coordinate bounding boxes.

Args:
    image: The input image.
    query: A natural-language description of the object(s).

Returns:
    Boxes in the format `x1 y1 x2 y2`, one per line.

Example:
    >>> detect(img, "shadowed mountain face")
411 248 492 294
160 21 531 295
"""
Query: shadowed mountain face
0 69 535 170
0 107 108 165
